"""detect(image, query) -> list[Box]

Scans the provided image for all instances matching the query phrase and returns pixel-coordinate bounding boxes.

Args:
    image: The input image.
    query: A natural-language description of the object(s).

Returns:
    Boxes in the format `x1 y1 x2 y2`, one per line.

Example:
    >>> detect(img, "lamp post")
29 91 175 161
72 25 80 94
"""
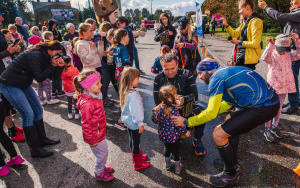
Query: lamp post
148 0 153 20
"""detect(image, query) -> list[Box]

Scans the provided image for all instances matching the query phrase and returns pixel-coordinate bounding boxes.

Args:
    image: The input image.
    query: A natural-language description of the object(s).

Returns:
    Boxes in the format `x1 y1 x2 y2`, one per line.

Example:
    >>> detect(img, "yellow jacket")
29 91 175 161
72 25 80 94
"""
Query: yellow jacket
226 17 263 64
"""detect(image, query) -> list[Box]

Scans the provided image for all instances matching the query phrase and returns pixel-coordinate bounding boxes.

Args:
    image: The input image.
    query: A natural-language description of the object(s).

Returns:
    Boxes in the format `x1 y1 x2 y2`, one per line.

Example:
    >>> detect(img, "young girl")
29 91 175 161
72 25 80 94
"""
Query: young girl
74 69 114 181
112 28 130 81
261 34 300 142
76 23 103 73
61 55 80 119
151 45 170 74
119 67 150 170
152 85 190 174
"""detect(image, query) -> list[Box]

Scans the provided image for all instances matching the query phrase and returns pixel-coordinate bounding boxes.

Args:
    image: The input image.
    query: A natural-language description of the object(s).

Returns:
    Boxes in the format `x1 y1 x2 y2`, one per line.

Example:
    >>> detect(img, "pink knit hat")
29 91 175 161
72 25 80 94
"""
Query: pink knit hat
80 72 101 90
28 36 42 45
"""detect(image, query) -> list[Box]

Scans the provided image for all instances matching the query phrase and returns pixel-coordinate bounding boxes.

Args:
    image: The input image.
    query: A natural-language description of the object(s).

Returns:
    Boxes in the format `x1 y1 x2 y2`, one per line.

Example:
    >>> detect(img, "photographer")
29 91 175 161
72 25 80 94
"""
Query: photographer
0 41 66 158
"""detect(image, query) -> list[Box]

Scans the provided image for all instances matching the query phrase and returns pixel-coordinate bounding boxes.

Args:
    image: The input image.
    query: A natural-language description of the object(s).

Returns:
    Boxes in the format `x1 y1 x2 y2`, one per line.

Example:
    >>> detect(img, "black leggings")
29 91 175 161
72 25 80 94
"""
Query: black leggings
67 96 79 114
128 128 140 154
164 141 180 161
222 103 280 137
0 101 17 167
107 64 119 95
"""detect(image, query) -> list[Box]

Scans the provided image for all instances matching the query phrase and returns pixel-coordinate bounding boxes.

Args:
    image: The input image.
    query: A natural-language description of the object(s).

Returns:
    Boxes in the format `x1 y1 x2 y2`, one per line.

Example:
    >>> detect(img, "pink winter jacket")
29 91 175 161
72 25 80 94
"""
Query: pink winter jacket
261 42 300 94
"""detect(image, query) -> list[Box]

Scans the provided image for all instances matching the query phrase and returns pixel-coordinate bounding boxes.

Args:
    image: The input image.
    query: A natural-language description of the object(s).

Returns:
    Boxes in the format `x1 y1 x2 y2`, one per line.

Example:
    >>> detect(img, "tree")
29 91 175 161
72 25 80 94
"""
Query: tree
124 9 131 20
133 9 141 22
142 8 150 18
82 7 96 21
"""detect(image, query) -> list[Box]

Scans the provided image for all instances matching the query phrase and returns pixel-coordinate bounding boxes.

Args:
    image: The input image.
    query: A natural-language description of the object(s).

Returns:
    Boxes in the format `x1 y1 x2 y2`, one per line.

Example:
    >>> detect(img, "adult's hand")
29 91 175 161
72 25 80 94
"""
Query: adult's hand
7 44 17 54
221 17 228 27
292 33 299 42
57 58 66 67
231 39 240 45
171 115 186 127
177 43 185 49
258 0 267 9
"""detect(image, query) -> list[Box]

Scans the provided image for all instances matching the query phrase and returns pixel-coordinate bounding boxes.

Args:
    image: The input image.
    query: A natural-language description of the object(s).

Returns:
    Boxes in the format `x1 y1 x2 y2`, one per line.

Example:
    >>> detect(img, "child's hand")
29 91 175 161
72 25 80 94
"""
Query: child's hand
138 125 144 134
185 131 191 138
102 51 108 56
266 36 275 44
89 42 96 48
90 143 98 147
292 33 299 42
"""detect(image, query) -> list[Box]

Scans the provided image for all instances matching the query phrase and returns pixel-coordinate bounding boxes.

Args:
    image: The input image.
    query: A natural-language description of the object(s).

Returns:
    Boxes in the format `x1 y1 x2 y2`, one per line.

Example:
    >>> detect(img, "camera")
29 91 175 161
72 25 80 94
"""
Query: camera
53 52 71 64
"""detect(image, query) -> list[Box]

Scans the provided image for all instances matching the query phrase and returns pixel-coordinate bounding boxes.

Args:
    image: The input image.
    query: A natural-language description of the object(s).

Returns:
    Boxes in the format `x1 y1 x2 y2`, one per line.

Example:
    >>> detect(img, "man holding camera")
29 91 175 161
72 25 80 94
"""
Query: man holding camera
153 53 206 155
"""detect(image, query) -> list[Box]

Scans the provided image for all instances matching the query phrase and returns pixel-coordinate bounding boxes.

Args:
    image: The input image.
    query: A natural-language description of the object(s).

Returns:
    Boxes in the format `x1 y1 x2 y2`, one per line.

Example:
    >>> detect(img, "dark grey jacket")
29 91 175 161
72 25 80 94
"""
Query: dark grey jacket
264 6 300 35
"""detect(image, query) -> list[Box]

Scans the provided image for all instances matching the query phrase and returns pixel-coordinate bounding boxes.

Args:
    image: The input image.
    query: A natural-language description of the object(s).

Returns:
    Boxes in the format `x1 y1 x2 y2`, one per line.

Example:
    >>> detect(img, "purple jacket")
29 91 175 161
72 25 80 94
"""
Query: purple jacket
72 53 83 67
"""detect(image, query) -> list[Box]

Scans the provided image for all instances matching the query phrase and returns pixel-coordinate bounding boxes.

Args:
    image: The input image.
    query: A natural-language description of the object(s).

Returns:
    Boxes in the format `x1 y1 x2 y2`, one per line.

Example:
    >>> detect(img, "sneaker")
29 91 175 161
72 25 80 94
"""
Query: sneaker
40 100 47 106
264 130 275 142
213 158 241 174
57 91 66 98
0 165 11 176
270 127 284 138
68 113 73 119
281 106 298 114
10 130 25 142
47 99 60 105
104 166 114 173
114 121 127 131
193 139 206 155
51 93 57 98
209 171 240 187
15 126 23 133
74 113 80 120
95 171 114 182
7 155 25 166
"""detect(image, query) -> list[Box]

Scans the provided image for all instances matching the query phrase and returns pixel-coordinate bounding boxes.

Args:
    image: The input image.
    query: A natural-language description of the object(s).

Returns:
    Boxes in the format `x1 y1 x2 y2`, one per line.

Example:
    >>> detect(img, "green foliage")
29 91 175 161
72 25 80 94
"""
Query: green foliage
82 7 96 21
142 8 150 18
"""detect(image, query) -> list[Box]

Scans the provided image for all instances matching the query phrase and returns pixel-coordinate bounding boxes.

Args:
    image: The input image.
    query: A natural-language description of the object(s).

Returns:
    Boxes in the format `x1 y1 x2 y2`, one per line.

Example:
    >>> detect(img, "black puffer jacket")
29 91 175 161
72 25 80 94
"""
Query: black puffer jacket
0 49 63 89
154 24 177 49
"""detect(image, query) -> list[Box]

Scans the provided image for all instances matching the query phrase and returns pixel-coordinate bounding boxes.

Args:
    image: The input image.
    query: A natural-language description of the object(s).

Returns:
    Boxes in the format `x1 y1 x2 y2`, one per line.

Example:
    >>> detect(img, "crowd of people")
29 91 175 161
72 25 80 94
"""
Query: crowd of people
0 0 299 186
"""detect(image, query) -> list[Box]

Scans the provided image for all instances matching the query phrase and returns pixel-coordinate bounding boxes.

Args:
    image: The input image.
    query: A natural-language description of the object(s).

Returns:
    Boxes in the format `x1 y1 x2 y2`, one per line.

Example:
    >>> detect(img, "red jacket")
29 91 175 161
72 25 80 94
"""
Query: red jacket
61 65 80 93
76 94 107 145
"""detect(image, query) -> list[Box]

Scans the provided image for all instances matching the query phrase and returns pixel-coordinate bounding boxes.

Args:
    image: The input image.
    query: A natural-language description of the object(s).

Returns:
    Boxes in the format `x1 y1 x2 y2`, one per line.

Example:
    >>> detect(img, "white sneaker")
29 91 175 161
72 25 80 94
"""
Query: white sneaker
40 100 47 106
47 99 60 105
74 113 80 120
68 113 73 119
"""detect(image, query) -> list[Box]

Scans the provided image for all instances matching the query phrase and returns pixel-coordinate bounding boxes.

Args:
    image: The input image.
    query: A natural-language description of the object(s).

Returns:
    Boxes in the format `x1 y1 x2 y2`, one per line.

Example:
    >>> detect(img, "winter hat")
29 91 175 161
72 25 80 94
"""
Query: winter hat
275 34 291 52
196 60 219 71
178 17 189 30
28 36 42 45
60 41 72 50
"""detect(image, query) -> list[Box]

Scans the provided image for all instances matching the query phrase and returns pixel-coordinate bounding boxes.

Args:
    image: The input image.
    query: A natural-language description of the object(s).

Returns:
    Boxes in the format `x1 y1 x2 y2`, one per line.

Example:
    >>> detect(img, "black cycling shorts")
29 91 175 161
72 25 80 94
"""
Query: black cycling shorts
221 103 280 137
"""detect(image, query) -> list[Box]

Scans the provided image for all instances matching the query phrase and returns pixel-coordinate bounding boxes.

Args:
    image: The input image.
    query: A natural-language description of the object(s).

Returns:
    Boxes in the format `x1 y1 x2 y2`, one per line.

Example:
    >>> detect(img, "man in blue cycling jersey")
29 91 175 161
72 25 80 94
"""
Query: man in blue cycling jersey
172 58 280 187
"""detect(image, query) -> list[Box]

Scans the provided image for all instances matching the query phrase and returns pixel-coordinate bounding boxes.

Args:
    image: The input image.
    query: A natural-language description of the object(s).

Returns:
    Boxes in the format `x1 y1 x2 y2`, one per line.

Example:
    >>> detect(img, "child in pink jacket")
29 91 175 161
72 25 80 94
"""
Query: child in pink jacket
261 34 300 142
74 69 114 182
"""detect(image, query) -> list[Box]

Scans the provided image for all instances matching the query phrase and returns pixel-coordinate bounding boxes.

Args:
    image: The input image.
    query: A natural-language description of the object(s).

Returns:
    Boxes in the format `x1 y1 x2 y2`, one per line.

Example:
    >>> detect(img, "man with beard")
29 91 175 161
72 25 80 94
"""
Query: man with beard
153 53 206 156
172 58 280 187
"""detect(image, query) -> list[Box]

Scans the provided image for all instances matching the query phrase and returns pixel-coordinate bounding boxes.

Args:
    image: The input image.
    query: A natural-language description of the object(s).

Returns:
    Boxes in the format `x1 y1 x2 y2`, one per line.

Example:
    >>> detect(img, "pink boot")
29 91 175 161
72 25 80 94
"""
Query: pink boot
7 155 25 166
0 165 11 176
95 171 114 182
130 148 148 163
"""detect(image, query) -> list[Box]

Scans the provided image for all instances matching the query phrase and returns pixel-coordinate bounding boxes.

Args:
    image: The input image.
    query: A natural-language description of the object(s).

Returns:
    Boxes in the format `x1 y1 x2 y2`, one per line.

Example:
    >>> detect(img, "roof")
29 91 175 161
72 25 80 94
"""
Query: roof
32 1 72 11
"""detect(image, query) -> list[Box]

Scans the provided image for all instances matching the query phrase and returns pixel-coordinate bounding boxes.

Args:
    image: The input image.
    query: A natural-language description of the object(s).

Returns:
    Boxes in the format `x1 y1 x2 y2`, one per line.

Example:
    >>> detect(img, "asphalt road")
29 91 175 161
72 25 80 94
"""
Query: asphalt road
0 30 299 188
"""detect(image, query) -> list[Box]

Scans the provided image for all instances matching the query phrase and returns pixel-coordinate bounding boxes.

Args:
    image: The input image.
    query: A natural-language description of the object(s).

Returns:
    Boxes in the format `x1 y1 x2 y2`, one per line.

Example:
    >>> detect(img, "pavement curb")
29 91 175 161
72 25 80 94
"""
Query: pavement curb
202 41 226 65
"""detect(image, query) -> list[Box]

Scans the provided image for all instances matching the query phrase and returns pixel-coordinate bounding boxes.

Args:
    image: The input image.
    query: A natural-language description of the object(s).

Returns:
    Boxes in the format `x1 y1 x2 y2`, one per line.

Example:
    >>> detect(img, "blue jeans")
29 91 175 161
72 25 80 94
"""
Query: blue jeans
0 83 43 127
133 46 140 70
288 60 300 108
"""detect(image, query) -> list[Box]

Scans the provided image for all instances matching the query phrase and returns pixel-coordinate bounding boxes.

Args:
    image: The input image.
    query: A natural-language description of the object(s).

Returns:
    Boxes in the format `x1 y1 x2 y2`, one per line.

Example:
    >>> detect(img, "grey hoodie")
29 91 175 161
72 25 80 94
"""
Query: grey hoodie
264 6 300 35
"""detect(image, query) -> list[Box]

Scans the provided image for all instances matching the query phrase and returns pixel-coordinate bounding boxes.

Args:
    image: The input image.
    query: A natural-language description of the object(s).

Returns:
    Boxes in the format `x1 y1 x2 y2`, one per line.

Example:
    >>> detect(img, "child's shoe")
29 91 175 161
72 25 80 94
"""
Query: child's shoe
264 129 275 142
165 157 175 170
174 160 182 174
74 113 80 120
270 127 284 138
104 166 114 173
95 171 114 182
193 139 206 155
133 153 151 170
47 99 60 105
130 148 148 163
40 100 47 106
15 126 23 133
0 165 11 176
7 155 25 166
8 127 25 142
57 91 66 98
67 113 73 119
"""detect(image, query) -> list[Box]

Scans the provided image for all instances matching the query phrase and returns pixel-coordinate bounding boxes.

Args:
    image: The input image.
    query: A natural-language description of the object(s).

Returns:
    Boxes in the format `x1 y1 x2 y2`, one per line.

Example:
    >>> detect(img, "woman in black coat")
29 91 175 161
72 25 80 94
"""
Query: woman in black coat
154 13 177 49
0 41 66 158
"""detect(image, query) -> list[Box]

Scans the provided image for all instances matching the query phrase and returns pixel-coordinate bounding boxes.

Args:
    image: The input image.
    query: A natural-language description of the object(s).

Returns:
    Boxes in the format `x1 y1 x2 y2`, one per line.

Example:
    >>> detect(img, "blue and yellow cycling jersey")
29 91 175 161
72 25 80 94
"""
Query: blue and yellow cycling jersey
209 66 277 108
113 44 130 68
188 66 278 127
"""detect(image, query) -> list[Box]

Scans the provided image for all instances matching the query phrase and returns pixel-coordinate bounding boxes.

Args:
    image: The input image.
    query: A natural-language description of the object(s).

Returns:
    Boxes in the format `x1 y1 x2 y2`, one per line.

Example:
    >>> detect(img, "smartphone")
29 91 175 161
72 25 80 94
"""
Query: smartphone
13 38 20 47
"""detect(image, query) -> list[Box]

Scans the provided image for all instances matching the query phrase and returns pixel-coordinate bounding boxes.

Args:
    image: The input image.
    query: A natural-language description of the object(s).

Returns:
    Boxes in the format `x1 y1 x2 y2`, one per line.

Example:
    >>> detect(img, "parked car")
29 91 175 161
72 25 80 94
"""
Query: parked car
141 20 155 30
